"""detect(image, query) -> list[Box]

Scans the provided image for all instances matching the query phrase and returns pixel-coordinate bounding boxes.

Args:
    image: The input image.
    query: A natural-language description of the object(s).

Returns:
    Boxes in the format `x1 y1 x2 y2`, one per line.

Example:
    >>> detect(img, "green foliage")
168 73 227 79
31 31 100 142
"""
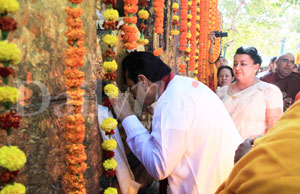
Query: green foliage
219 0 300 66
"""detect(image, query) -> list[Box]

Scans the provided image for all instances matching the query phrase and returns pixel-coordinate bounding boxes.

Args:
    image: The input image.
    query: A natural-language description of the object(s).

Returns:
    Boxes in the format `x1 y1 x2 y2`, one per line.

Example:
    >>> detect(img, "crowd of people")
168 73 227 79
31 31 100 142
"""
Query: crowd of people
105 31 300 193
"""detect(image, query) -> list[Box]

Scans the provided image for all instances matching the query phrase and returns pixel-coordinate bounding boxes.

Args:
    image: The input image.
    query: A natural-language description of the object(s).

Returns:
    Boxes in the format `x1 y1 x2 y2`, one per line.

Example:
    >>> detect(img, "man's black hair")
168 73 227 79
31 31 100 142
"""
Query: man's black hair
122 52 171 84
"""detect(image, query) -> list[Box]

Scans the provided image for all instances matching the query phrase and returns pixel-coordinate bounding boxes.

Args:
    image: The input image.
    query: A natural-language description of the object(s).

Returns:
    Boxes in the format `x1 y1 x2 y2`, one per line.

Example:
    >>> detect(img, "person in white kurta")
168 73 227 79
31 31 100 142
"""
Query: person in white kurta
112 52 242 194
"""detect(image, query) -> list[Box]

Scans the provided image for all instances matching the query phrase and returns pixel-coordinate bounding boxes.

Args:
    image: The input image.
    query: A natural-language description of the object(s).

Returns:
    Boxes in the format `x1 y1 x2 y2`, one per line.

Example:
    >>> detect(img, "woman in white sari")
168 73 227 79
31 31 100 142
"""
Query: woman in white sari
217 46 283 140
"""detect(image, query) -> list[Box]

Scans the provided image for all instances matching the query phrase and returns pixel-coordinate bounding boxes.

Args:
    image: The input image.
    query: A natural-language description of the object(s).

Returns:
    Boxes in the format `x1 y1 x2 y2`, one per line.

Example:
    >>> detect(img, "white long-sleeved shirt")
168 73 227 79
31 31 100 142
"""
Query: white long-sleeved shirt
122 76 242 194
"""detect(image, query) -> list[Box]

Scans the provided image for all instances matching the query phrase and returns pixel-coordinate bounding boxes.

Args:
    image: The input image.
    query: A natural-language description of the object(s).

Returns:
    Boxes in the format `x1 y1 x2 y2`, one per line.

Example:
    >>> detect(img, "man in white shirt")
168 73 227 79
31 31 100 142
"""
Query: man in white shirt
112 52 242 194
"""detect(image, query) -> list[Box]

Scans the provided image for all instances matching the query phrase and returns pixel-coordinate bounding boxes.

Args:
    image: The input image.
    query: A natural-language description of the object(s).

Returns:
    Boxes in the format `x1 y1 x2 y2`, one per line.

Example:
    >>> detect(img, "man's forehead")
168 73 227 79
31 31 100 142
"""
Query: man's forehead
280 53 295 60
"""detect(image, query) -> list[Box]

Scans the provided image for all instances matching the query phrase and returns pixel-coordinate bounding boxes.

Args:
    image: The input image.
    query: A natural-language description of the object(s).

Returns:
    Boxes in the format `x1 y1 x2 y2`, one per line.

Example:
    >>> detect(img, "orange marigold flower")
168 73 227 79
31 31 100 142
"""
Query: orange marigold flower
66 47 86 58
65 114 84 124
67 0 83 4
124 0 138 4
65 7 84 18
67 97 84 106
68 162 87 174
65 131 85 143
66 88 85 100
68 188 87 194
65 28 85 41
124 5 138 14
66 124 85 133
66 144 85 154
153 48 163 56
64 69 85 79
65 78 84 89
124 42 137 50
66 150 87 164
63 172 85 189
123 16 137 24
66 17 83 29
65 56 85 68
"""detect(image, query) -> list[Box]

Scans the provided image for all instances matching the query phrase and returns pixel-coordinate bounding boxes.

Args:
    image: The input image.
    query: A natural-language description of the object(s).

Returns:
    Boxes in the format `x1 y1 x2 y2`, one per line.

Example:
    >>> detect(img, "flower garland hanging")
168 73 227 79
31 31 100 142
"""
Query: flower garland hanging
137 0 149 46
179 0 188 51
0 1 27 193
171 2 179 36
198 0 210 84
153 0 164 56
193 0 200 80
122 0 138 52
63 0 87 193
100 0 120 193
188 0 197 71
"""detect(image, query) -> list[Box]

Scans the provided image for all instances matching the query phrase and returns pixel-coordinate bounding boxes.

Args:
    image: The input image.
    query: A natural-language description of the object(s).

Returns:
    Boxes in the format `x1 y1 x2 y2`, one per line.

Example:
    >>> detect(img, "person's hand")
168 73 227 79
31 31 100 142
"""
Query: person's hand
234 138 254 164
208 31 216 43
283 97 294 111
110 92 134 122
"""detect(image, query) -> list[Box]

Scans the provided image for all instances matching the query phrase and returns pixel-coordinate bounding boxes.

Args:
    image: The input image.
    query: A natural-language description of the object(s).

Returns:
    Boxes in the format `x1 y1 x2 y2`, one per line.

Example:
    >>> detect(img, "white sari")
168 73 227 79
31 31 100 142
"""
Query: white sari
216 81 283 140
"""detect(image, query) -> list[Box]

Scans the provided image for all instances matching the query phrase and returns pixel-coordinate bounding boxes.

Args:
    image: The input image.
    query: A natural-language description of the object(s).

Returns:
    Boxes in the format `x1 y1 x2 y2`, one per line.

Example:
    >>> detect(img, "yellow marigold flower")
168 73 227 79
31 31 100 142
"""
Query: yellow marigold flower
194 70 198 74
104 84 119 98
195 63 198 68
172 15 179 21
172 3 179 9
104 187 118 194
185 57 190 61
0 146 26 171
196 49 199 54
138 10 149 20
0 183 26 194
187 14 192 19
188 1 192 6
194 76 198 80
101 117 118 132
0 0 19 14
0 86 20 104
197 8 200 13
137 39 149 45
186 48 191 53
196 24 200 30
0 41 22 65
103 60 118 73
187 22 191 27
104 9 119 21
171 30 179 35
196 32 200 36
103 34 118 47
196 15 200 20
102 139 117 151
195 56 199 60
197 0 200 3
103 158 117 170
187 33 192 39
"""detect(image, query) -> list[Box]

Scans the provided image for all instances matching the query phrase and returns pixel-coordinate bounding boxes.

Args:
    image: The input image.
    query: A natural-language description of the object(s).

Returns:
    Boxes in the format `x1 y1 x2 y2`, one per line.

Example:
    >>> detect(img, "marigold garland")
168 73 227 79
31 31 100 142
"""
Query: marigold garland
137 1 149 46
101 1 119 192
122 0 138 51
0 3 26 193
64 1 87 193
179 0 188 51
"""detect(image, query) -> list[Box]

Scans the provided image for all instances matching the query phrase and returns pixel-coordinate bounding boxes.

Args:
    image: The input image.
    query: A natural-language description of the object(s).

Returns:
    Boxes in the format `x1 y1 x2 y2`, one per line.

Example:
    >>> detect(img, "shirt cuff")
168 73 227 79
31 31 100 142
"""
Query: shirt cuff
122 115 148 139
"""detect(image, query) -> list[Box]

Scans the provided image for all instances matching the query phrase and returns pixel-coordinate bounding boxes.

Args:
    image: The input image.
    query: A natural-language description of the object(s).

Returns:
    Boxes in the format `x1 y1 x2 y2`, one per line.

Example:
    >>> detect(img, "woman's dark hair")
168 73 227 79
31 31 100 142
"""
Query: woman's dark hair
270 56 277 64
234 46 262 65
122 52 171 83
217 66 234 77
